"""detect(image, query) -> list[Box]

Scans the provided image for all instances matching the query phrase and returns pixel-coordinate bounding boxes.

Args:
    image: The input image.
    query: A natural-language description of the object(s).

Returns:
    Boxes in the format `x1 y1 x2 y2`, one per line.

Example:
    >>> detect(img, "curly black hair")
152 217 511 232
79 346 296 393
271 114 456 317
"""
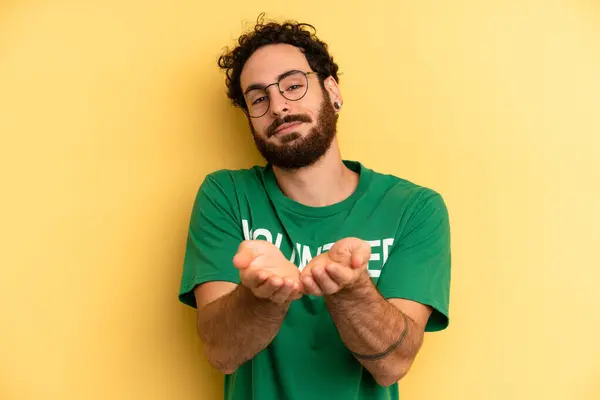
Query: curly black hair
217 14 340 111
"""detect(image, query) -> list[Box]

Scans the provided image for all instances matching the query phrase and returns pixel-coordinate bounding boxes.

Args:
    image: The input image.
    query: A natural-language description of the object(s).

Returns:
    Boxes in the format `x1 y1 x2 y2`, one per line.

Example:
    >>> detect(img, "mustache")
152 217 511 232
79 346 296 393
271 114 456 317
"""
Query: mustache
266 114 312 137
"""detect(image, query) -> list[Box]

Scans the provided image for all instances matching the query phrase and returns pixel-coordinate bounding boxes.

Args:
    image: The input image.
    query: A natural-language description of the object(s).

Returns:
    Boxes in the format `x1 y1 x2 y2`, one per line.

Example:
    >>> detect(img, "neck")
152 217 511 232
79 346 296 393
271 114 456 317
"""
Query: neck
271 138 359 207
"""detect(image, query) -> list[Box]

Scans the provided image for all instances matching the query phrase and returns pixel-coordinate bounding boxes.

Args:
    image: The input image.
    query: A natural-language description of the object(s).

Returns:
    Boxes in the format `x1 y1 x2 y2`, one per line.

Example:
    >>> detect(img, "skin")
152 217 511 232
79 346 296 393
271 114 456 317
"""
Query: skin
195 43 434 386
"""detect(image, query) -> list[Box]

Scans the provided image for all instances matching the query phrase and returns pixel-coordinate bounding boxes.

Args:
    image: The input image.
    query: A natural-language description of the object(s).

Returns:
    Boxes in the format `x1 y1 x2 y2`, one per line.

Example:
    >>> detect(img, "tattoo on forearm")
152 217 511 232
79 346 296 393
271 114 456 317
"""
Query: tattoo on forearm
349 312 409 361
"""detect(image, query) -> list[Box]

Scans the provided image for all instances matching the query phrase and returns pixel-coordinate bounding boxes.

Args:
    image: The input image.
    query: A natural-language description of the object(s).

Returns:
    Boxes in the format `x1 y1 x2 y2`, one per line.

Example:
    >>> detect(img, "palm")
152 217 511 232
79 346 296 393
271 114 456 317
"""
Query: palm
300 238 371 296
244 252 299 281
233 240 302 303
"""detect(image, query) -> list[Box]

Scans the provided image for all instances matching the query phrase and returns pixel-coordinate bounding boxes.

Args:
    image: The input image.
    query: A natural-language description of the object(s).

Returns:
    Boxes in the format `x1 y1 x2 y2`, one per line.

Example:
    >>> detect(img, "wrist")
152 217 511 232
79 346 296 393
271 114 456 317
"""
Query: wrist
327 270 373 301
238 285 290 314
345 269 372 292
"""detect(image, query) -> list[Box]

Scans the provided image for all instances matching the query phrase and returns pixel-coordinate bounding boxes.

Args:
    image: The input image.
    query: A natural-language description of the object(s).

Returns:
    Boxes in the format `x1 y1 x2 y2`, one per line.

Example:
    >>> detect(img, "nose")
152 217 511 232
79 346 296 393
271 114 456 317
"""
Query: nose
268 87 290 117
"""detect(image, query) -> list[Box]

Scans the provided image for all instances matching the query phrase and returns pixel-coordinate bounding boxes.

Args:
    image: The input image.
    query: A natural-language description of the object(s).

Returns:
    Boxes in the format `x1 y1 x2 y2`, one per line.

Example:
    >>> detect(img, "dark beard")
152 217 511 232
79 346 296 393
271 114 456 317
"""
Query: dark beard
250 96 338 170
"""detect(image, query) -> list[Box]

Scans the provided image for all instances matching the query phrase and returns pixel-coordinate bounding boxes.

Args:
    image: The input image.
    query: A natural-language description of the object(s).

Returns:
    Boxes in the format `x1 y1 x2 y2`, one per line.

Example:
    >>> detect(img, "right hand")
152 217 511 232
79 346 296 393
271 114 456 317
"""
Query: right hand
233 240 303 304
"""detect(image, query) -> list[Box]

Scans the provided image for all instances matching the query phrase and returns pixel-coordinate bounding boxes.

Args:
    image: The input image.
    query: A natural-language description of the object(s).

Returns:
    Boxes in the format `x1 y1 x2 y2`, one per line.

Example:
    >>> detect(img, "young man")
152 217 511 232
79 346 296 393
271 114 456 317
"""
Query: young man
179 17 451 400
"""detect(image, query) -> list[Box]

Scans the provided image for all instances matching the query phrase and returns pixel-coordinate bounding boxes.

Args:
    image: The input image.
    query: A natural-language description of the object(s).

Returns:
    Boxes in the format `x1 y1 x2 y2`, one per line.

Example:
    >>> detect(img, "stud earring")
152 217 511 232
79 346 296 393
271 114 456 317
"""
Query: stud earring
334 102 341 110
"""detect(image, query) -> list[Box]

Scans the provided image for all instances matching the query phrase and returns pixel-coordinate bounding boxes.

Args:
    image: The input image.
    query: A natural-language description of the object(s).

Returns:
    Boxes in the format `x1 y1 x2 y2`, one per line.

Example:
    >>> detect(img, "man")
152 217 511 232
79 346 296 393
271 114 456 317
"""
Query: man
178 16 451 400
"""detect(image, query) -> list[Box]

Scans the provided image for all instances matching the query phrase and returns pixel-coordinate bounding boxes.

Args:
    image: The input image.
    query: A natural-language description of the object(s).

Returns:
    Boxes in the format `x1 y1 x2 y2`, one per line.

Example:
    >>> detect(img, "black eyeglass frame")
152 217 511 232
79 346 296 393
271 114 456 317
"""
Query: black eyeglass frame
241 70 320 118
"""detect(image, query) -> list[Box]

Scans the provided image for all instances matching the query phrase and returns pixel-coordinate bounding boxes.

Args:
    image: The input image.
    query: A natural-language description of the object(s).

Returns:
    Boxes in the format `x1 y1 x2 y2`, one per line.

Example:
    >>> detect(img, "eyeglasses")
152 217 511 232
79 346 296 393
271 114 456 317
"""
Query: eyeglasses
242 70 319 118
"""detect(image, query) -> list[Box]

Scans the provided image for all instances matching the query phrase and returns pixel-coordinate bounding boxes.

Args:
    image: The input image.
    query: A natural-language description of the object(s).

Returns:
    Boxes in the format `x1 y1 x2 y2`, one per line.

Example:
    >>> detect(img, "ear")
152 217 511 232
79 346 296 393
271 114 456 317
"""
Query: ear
323 75 343 110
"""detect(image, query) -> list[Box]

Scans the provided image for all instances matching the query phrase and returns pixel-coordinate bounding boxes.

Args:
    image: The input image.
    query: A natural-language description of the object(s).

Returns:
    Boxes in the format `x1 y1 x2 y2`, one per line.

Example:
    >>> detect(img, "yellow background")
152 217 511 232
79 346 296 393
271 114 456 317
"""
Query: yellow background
2 1 599 399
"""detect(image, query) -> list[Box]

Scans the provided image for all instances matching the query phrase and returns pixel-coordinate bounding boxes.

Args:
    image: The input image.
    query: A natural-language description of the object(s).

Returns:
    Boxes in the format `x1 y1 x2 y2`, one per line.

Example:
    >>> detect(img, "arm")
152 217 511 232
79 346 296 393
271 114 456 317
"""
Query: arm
194 240 303 374
302 192 451 385
324 272 432 386
301 241 430 386
179 175 302 374
194 282 290 374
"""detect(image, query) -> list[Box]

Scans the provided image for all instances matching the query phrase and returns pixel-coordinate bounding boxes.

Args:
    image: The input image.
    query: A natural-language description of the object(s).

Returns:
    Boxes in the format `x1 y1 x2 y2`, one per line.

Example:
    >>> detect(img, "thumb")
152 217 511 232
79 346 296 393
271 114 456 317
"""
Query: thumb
349 239 371 269
233 250 254 269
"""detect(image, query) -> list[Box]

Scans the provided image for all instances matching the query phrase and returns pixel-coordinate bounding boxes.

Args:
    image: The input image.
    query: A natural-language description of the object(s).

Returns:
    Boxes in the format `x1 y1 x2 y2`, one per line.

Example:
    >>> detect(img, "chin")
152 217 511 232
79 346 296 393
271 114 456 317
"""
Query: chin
275 131 302 144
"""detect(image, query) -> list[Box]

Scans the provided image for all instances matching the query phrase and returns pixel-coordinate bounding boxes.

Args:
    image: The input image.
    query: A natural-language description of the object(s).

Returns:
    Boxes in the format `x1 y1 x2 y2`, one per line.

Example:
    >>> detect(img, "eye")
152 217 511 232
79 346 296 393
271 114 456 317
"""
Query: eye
252 96 268 105
286 84 304 91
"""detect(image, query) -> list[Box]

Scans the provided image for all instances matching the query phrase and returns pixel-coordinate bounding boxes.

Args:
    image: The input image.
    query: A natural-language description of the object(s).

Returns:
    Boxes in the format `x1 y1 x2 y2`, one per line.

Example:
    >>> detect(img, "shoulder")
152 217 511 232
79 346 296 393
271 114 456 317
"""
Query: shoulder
197 165 266 197
368 167 446 211
203 165 265 188
191 165 266 212
372 166 448 228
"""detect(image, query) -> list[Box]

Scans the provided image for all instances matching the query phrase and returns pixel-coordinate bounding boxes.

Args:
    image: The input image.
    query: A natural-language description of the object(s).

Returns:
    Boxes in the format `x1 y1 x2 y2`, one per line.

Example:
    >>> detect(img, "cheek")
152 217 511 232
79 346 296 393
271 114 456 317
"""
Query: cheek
303 94 325 120
257 119 272 135
247 117 266 135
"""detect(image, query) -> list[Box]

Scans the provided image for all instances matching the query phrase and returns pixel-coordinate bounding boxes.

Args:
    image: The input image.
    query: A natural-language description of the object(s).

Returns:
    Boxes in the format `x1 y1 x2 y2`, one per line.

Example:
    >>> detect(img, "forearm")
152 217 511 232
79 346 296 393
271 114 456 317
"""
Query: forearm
325 272 423 386
197 285 289 374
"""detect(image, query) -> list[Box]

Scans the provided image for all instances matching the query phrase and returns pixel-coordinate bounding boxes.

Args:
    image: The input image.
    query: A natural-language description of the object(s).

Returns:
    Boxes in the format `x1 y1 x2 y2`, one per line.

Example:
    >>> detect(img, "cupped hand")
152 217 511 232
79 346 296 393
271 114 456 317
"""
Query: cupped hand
300 237 371 296
233 240 303 304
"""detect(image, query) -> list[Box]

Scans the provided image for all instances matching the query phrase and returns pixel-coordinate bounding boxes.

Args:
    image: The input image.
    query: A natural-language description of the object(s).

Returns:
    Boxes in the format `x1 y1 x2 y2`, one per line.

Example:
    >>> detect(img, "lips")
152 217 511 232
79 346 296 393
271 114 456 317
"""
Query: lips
266 114 312 137
274 121 303 135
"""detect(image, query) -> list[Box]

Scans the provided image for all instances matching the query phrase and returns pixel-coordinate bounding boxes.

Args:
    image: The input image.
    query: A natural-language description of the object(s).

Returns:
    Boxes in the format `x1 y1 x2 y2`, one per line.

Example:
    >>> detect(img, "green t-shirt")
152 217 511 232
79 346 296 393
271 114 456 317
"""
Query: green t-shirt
179 160 451 400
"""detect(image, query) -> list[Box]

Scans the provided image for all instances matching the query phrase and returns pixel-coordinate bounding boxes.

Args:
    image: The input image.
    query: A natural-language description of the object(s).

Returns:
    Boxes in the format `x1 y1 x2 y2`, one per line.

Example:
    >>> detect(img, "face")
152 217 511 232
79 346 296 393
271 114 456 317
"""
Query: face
239 44 341 170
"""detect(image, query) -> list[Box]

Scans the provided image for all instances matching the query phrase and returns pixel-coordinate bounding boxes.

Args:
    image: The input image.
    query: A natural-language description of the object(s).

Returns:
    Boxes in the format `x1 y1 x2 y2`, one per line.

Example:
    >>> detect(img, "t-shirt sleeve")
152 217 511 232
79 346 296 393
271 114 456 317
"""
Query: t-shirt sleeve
376 189 451 332
178 172 243 308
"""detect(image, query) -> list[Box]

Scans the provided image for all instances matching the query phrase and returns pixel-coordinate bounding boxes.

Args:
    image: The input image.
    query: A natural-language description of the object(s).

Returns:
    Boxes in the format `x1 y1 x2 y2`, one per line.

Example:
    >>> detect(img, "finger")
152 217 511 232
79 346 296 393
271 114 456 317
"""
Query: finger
289 281 304 300
351 240 371 268
269 278 297 304
253 275 284 298
290 291 303 300
325 263 353 287
312 266 340 295
241 268 271 289
301 274 323 296
351 252 369 269
301 256 327 278
233 250 255 269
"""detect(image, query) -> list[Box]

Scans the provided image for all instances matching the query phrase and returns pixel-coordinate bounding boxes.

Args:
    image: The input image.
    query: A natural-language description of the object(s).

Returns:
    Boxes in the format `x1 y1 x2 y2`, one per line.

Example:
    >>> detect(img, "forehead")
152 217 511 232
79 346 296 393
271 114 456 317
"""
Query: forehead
240 44 311 90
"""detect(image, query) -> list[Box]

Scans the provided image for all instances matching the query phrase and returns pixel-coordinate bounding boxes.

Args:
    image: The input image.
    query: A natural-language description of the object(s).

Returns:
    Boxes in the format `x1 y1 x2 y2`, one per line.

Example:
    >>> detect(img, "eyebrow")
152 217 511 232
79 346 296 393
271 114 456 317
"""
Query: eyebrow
243 69 299 95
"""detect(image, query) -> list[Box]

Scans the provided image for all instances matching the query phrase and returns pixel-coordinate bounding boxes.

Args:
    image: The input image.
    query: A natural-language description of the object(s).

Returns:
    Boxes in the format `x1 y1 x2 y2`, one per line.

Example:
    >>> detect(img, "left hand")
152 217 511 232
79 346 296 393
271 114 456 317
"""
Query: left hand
300 237 371 296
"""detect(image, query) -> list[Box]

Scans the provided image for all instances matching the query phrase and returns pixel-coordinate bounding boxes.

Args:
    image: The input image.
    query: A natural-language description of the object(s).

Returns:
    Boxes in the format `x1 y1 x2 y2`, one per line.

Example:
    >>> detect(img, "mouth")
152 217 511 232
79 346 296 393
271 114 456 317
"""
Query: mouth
273 121 304 136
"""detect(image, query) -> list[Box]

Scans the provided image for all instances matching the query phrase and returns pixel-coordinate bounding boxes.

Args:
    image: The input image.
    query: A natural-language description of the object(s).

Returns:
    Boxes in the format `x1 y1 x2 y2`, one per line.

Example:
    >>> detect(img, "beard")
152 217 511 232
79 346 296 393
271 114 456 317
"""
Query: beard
249 94 338 170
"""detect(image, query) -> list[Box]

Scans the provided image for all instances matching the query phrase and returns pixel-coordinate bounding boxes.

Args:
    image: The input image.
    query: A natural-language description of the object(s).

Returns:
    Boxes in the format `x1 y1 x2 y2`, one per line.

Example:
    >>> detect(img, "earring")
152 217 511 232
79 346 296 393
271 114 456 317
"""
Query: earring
334 101 341 110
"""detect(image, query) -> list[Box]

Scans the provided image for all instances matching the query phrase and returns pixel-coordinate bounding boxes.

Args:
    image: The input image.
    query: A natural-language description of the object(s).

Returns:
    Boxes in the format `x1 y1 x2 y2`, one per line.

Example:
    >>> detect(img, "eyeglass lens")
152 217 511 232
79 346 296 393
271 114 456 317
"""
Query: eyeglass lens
244 71 309 118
